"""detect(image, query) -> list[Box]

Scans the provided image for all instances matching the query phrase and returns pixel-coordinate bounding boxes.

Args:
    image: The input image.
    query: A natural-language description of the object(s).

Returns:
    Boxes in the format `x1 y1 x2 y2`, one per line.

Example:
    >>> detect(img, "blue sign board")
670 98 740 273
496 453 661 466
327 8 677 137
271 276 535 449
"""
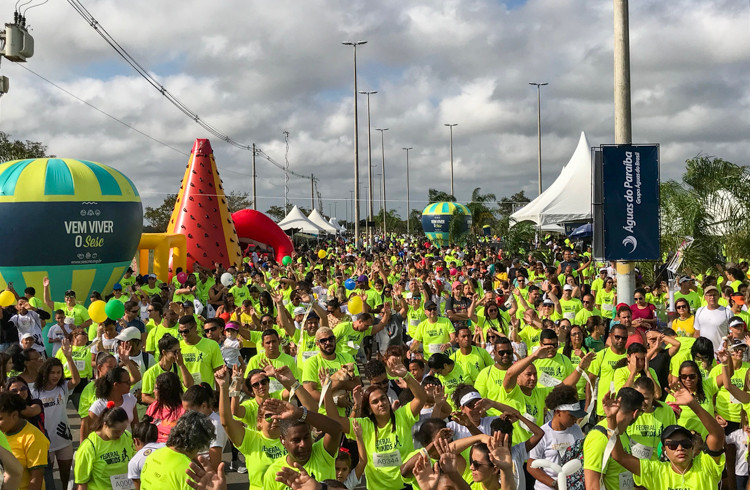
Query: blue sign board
601 145 660 260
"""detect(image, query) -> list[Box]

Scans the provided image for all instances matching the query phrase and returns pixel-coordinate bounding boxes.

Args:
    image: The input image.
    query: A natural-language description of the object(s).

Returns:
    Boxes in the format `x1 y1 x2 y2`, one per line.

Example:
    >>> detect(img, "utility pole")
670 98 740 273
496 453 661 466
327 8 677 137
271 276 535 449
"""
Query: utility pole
376 128 389 238
251 143 257 210
444 123 457 197
310 174 315 211
283 130 290 210
359 90 377 248
528 82 548 196
403 147 413 235
614 0 635 301
342 41 367 247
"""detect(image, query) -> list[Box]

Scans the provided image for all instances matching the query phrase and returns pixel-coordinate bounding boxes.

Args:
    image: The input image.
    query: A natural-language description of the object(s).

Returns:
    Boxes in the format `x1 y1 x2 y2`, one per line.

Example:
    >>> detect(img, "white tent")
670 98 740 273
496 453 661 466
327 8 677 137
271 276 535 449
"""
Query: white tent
510 131 592 229
329 217 345 233
277 205 324 235
307 209 339 234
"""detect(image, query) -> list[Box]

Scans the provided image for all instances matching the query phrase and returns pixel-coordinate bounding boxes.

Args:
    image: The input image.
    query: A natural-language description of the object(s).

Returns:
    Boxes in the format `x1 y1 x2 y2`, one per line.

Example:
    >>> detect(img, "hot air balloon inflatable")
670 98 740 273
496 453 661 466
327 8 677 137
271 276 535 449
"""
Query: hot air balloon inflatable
0 158 143 304
421 201 472 247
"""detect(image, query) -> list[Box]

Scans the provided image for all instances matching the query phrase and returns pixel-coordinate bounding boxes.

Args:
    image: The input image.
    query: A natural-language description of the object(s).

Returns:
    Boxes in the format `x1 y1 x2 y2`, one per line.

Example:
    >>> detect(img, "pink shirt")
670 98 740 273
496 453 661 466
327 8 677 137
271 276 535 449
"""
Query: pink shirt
146 403 186 443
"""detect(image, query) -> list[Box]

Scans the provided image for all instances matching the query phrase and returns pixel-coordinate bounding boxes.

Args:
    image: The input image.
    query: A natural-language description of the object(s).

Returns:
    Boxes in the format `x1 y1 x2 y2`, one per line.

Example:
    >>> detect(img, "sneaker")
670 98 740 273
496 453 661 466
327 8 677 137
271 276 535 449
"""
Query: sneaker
236 464 247 474
227 460 239 473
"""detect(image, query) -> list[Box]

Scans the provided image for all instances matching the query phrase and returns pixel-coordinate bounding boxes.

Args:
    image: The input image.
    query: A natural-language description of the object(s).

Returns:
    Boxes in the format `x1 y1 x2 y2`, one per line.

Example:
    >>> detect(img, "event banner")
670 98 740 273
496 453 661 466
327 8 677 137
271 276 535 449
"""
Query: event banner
601 144 660 261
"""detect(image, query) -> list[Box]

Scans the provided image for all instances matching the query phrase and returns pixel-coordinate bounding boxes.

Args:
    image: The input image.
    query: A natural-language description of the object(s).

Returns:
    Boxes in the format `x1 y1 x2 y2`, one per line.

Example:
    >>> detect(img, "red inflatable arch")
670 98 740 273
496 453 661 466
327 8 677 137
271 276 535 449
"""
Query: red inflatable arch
231 209 294 263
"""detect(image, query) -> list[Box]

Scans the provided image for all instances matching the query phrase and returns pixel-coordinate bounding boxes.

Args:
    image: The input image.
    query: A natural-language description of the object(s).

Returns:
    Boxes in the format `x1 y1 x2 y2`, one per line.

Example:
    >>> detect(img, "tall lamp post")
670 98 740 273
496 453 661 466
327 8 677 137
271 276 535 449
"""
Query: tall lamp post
376 128 389 238
359 90 377 247
529 82 548 196
403 147 413 235
444 123 458 197
343 40 367 247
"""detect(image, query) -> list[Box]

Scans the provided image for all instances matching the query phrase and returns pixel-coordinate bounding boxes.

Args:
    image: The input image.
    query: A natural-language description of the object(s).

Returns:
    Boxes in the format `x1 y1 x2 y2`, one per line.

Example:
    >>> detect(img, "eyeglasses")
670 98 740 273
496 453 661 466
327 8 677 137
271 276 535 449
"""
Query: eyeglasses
469 459 490 468
318 335 336 344
676 305 688 310
203 326 218 334
496 350 513 356
664 439 693 450
582 300 591 304
613 334 627 341
680 373 697 381
146 309 155 312
178 329 192 335
251 378 270 389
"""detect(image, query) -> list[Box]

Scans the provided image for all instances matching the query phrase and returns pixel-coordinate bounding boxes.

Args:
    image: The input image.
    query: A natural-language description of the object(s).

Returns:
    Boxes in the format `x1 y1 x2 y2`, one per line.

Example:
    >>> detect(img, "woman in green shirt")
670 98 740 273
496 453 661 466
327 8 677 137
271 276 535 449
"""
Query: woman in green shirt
74 403 134 490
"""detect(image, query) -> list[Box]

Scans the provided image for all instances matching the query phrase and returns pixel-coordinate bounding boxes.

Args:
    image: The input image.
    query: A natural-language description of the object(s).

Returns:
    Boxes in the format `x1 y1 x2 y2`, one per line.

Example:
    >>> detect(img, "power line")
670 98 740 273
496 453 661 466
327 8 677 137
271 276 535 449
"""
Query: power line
64 0 311 181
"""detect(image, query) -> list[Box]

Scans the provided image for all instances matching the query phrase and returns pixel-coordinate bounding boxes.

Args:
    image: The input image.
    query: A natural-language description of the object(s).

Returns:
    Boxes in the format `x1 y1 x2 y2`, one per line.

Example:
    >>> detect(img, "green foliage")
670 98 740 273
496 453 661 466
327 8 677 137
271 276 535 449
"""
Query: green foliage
225 191 251 213
466 187 498 235
428 189 456 204
0 131 50 162
144 194 177 232
498 190 530 218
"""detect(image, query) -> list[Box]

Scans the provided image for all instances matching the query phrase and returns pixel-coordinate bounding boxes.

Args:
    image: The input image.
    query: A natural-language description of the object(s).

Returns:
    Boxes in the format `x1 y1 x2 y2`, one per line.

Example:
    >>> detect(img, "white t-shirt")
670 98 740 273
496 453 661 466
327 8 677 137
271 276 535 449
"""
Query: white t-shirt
11 311 45 354
528 421 585 490
47 325 69 357
128 442 166 480
31 384 72 451
727 428 749 477
694 305 731 352
221 337 241 367
89 393 138 427
90 336 118 355
208 411 228 449
447 416 499 440
511 442 528 490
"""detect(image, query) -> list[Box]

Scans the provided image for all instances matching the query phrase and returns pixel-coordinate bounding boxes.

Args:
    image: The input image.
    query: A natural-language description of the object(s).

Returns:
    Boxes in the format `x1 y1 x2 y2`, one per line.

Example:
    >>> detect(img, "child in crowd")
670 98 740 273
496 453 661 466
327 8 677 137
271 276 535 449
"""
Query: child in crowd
221 322 242 368
47 313 74 357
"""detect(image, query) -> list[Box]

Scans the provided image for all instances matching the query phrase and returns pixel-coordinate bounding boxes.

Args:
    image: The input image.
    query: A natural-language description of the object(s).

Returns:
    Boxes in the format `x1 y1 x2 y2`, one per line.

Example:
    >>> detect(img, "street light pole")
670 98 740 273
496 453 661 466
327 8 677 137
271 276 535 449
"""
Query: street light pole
376 128 389 238
342 40 367 248
444 123 457 197
359 90 377 248
529 82 548 196
403 147 413 235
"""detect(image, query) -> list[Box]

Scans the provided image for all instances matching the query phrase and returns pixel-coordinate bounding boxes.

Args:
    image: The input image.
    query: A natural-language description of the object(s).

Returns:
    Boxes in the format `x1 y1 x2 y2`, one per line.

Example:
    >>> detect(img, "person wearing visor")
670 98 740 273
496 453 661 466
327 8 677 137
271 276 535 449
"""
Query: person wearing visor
609 390 725 490
404 291 426 339
43 277 91 329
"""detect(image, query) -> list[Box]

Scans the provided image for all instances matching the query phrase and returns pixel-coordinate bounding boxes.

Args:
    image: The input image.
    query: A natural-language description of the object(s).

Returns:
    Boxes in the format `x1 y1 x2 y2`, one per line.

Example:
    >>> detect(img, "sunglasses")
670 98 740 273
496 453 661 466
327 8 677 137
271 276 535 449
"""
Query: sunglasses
251 378 270 389
664 439 693 450
263 413 275 423
676 305 688 310
680 373 697 380
486 309 498 313
469 459 490 468
178 329 192 335
9 386 29 393
542 343 558 349
634 296 644 300
613 334 627 341
261 319 274 325
496 350 513 356
203 326 218 334
318 335 336 344
426 308 437 312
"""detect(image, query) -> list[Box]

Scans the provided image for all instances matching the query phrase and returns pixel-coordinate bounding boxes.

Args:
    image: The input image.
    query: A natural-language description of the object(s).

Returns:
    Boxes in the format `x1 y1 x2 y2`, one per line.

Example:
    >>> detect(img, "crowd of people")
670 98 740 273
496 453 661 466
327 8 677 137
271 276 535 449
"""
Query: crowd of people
0 237 748 490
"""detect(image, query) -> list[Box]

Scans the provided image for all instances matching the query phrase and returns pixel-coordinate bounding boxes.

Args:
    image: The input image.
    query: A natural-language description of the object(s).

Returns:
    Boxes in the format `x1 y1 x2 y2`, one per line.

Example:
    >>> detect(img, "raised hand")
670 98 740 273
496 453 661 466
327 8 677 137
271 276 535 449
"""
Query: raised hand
487 431 513 472
627 353 639 374
385 357 407 378
601 391 620 419
119 341 133 363
186 458 227 490
274 365 297 388
262 398 301 421
43 277 50 287
352 385 364 408
214 366 229 387
61 338 73 357
352 419 363 440
275 463 321 490
668 385 695 406
578 351 596 371
412 452 438 490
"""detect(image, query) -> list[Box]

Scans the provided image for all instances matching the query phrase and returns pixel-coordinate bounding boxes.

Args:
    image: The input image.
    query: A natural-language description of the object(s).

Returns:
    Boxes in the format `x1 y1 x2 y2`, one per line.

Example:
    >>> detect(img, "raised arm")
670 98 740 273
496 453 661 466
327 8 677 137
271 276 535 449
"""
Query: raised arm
503 345 554 391
42 276 54 310
215 366 249 447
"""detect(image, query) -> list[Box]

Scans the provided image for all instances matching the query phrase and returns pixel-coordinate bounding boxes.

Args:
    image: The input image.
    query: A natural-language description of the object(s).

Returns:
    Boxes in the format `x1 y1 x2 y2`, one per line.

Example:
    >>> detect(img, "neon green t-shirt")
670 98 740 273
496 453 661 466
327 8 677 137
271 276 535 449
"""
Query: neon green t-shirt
450 346 494 375
179 337 224 388
74 431 134 490
710 361 749 422
475 365 507 403
140 446 192 490
583 422 633 490
518 325 542 353
612 366 661 394
533 353 574 388
301 352 359 416
558 298 582 322
438 363 477 408
245 352 300 396
634 451 725 490
78 381 97 418
626 403 676 460
665 377 718 439
587 348 627 416
261 440 335 490
238 428 287 490
56 344 92 379
595 289 617 319
53 302 90 327
412 317 455 359
333 321 372 358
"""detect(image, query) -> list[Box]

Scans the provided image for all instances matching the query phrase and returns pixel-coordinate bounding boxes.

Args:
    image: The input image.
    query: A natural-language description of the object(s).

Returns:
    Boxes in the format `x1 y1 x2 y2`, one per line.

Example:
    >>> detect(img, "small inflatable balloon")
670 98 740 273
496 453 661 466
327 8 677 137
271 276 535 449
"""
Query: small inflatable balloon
348 296 363 315
243 256 251 263
344 278 356 291
318 250 327 259
105 298 125 321
282 256 292 266
88 300 107 324
449 268 458 276
0 290 14 307
220 272 234 287
176 272 188 284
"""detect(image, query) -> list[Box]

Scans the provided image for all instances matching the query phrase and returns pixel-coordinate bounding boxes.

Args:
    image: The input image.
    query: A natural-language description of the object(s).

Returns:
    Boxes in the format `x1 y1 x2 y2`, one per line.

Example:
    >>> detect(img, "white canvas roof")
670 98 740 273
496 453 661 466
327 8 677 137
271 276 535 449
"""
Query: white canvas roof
277 205 324 235
510 132 593 228
329 217 345 232
307 209 339 234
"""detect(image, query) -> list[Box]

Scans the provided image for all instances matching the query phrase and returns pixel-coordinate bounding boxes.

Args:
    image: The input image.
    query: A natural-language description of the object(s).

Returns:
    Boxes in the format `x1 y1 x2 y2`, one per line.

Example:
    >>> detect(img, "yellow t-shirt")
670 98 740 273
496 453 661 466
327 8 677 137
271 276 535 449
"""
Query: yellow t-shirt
140 446 192 490
587 348 627 416
239 428 287 490
261 440 335 490
412 318 455 359
179 337 224 388
75 431 134 490
450 346 494 375
671 315 695 337
626 403 676 460
634 451 724 490
583 422 633 490
6 421 49 490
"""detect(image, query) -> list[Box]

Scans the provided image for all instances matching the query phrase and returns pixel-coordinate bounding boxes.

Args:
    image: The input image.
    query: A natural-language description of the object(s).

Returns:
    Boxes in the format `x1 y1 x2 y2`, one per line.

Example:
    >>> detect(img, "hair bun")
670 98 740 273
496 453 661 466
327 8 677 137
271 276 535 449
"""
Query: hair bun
106 401 116 409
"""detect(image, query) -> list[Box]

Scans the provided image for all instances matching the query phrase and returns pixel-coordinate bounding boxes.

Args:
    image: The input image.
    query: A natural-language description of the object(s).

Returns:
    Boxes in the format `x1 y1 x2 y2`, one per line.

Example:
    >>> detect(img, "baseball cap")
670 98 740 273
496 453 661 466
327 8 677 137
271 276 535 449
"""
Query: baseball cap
334 271 343 278
553 402 587 418
704 285 719 295
452 281 462 290
599 268 608 273
729 338 747 350
679 276 692 284
357 274 368 283
293 307 306 316
182 301 194 309
542 299 554 307
661 425 693 443
159 284 169 290
148 274 157 280
424 300 438 311
731 292 745 305
115 327 141 342
64 290 76 298
113 283 122 290
224 322 239 331
563 284 573 291
20 332 34 340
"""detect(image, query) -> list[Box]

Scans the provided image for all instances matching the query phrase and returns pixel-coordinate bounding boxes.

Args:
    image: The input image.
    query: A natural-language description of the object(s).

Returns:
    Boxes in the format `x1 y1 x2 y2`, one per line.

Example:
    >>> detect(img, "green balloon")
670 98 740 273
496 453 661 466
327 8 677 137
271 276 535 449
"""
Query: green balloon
105 298 125 320
282 255 292 266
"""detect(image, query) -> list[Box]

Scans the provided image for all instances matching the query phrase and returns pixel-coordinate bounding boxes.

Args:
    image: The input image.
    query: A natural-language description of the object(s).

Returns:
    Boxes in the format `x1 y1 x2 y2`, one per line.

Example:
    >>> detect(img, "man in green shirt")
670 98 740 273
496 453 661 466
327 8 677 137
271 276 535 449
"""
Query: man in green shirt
575 293 602 325
177 315 224 387
410 301 455 359
42 277 91 329
675 276 702 311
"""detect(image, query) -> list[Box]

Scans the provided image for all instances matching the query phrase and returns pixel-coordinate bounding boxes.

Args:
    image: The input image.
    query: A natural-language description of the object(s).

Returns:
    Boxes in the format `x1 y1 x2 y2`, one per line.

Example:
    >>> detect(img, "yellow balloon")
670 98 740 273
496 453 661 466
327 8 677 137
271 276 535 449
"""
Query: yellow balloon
348 296 363 315
318 249 327 259
0 290 14 307
88 300 108 324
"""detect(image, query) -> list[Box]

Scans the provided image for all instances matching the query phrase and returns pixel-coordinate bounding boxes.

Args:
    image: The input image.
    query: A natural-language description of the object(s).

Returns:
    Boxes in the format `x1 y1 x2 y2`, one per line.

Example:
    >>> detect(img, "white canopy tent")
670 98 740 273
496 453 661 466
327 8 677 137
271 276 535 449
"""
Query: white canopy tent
510 131 593 229
277 205 324 235
307 209 339 234
329 217 345 233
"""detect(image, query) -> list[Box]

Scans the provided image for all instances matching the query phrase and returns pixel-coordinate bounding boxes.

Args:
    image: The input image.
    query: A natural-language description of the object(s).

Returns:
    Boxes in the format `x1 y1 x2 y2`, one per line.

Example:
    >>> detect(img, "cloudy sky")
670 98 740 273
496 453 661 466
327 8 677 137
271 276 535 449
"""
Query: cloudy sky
2 0 748 223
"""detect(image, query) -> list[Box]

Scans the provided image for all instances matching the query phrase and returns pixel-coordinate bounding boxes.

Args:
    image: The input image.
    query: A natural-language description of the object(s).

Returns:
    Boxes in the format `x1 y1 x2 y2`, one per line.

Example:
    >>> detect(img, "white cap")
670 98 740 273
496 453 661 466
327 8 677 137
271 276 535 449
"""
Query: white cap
563 284 574 291
293 307 306 316
64 317 75 325
115 326 141 342
20 332 34 340
459 391 482 407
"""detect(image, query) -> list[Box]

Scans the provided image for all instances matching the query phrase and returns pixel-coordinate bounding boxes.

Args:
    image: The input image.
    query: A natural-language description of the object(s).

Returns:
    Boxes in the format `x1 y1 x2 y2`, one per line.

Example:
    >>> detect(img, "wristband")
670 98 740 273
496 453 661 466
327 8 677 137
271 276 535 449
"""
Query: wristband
298 406 308 423
402 372 414 381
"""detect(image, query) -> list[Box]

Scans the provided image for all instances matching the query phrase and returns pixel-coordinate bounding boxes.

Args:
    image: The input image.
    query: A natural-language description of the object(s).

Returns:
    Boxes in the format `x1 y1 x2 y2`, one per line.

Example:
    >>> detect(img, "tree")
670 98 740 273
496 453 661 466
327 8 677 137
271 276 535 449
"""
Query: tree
265 205 287 222
374 209 403 234
226 191 251 213
144 194 177 232
0 131 50 162
498 190 530 218
428 189 456 204
466 187 498 235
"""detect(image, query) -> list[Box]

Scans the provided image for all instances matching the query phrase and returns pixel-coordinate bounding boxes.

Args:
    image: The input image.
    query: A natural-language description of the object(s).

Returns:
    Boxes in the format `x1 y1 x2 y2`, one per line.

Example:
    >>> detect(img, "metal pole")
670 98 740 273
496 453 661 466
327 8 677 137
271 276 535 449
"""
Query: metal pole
403 147 413 235
359 90 377 248
343 41 367 247
614 0 635 301
528 82 548 196
251 143 257 210
283 131 290 210
444 123 457 197
310 174 315 211
377 128 389 238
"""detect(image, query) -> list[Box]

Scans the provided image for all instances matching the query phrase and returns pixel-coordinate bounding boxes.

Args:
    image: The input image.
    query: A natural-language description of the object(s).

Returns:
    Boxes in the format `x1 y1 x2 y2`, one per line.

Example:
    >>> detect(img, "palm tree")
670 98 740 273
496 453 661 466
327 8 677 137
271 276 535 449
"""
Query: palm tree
466 187 498 235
